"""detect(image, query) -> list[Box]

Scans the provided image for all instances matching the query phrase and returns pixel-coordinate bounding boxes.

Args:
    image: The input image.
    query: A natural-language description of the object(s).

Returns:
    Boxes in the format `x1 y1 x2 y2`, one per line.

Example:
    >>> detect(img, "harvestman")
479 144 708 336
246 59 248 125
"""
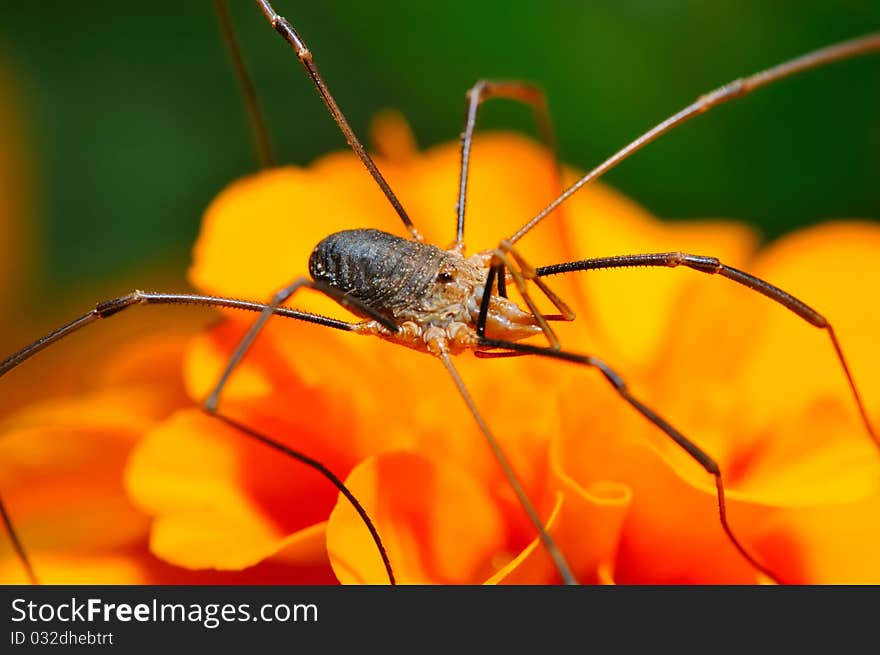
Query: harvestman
1 1 878 585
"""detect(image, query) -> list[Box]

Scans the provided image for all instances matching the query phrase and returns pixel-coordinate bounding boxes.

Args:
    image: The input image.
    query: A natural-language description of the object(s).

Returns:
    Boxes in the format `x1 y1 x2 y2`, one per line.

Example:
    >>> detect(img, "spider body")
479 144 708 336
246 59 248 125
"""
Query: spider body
310 228 543 354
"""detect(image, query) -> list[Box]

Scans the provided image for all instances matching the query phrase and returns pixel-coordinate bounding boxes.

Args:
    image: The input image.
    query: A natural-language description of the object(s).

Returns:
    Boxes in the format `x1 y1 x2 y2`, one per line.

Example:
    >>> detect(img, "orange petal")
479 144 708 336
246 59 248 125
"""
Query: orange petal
370 109 420 164
404 133 574 258
184 315 564 494
0 329 202 583
719 401 880 507
190 164 402 319
760 490 880 583
367 111 563 254
1 554 150 585
126 407 277 570
736 222 880 431
182 320 412 463
556 221 880 510
176 289 580 581
556 371 779 583
559 178 758 367
487 476 631 585
127 408 348 571
547 446 631 584
327 452 508 584
706 222 880 507
0 391 157 582
138 530 338 585
485 492 566 585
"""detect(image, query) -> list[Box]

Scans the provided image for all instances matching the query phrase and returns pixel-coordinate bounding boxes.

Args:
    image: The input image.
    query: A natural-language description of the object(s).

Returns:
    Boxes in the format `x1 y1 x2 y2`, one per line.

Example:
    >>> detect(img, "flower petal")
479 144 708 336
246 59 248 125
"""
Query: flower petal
736 222 880 431
127 408 349 571
327 452 508 584
760 490 880 583
487 478 631 585
189 162 404 319
0 392 152 556
556 371 779 583
0 554 149 585
558 178 758 367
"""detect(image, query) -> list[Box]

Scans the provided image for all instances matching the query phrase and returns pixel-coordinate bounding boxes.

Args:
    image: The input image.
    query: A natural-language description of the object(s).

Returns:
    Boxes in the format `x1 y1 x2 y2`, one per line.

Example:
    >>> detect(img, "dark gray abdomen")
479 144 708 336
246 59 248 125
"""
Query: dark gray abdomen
308 228 447 319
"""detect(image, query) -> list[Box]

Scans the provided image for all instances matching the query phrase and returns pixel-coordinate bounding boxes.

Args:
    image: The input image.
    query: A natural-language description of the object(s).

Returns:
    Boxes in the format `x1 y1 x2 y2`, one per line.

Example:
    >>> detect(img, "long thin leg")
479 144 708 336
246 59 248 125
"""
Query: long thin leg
203 277 397 412
455 80 565 249
212 412 395 584
213 0 275 169
436 349 578 585
508 32 880 245
0 293 396 585
0 291 366 379
536 252 878 450
1 495 37 584
253 0 421 241
477 335 782 584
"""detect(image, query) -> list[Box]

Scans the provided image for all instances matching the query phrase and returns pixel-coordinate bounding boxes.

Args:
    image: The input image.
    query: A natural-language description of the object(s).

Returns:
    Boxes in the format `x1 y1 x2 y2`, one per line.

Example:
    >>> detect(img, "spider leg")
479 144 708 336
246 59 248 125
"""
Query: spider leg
0 290 395 584
507 33 880 245
213 0 274 168
475 246 575 351
253 0 421 240
212 413 395 584
490 250 562 349
454 80 566 250
0 496 37 584
435 346 578 585
536 252 878 450
477 335 783 584
0 291 358 378
203 278 396 412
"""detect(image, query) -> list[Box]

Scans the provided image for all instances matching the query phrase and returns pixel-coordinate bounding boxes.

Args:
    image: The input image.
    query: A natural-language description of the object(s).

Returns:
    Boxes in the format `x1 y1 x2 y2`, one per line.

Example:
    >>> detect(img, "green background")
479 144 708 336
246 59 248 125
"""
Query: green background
0 1 877 298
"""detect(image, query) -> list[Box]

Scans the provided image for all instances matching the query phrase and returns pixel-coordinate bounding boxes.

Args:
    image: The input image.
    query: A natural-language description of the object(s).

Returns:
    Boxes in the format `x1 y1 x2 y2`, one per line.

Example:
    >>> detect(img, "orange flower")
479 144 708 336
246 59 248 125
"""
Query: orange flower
3 111 878 584
121 115 880 584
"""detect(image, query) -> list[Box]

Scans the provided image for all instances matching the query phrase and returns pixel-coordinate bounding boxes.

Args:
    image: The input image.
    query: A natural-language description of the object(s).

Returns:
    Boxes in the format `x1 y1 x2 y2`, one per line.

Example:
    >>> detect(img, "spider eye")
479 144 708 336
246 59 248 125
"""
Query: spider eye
437 271 455 283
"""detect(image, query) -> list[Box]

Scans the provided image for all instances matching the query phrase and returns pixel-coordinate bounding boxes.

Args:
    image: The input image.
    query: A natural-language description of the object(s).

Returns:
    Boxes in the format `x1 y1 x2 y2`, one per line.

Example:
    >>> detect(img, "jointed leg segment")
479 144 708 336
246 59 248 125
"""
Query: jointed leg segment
455 80 566 249
536 252 878 450
253 0 421 241
437 349 579 585
475 242 575 350
0 289 396 585
212 414 396 584
477 336 782 584
0 290 362 379
507 33 880 245
213 0 275 169
203 278 397 412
